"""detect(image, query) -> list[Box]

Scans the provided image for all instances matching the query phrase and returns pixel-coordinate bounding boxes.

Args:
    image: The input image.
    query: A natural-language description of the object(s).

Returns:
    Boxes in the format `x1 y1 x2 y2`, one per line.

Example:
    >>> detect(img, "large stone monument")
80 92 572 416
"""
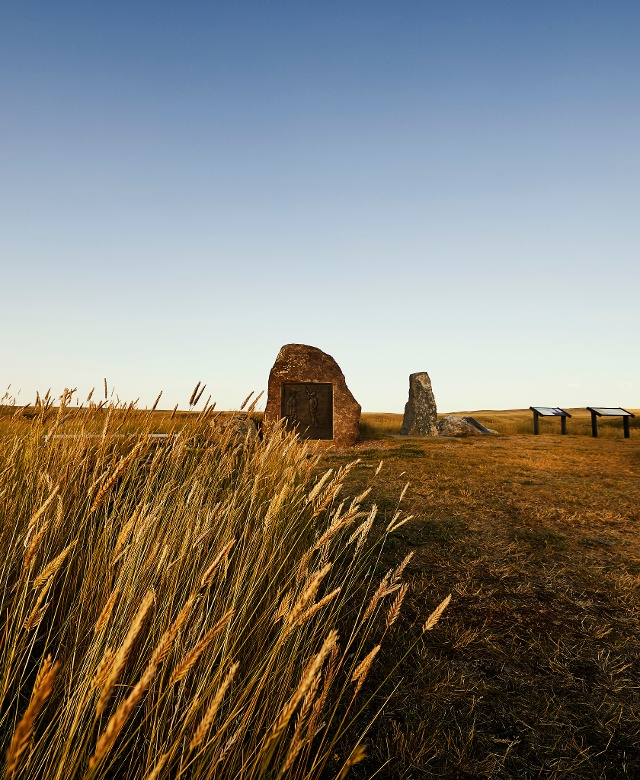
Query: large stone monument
400 372 438 436
263 344 361 446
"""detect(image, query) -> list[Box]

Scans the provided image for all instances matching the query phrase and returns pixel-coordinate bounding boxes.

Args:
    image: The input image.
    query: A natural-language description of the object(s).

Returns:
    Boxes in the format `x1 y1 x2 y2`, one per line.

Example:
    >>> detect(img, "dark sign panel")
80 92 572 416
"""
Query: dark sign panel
530 407 570 417
587 407 635 438
530 406 572 434
281 383 333 440
589 407 633 417
462 416 492 434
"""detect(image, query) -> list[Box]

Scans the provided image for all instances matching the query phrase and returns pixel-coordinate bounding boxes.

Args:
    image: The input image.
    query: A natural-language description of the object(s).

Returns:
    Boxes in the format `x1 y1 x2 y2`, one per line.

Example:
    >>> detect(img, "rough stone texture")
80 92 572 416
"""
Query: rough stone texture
400 372 438 436
437 415 484 437
213 416 259 443
462 416 496 435
263 344 361 446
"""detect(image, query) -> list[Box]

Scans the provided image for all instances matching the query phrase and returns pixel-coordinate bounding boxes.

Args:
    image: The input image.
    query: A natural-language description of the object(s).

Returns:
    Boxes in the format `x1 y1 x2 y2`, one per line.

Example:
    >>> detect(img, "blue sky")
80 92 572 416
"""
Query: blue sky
2 1 639 412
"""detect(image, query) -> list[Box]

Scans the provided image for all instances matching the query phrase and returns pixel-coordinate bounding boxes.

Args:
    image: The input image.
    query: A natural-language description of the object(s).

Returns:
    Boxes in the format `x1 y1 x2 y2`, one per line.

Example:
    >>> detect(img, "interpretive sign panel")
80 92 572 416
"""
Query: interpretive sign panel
281 383 333 440
530 406 572 435
587 407 635 438
530 407 570 417
589 407 633 417
463 416 492 434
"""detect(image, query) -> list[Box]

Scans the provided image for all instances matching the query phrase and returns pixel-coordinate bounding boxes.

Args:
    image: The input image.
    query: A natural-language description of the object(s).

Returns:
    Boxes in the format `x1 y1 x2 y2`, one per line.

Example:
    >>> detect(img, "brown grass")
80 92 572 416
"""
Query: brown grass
5 657 59 777
2 398 637 778
359 407 640 438
319 415 640 778
0 396 414 780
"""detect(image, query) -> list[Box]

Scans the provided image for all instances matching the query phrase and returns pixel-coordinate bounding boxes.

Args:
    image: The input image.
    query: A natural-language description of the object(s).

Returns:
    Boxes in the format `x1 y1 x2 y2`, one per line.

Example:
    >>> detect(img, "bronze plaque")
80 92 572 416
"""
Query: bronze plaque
281 383 333 440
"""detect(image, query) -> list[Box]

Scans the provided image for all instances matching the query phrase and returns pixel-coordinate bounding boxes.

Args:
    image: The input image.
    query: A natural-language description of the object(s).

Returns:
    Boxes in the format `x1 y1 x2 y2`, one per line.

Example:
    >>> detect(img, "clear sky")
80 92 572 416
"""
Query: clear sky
2 1 639 413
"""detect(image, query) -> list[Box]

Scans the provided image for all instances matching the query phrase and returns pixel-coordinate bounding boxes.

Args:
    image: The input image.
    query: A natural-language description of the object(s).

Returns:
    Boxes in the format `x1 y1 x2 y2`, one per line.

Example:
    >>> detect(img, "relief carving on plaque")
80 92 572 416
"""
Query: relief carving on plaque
281 383 333 440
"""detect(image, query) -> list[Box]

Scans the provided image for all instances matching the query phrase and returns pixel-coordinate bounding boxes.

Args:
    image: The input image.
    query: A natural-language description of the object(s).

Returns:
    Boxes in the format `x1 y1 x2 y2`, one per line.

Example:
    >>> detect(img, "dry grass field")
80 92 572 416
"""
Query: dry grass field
0 399 638 779
326 411 640 778
359 408 640 439
0 398 417 780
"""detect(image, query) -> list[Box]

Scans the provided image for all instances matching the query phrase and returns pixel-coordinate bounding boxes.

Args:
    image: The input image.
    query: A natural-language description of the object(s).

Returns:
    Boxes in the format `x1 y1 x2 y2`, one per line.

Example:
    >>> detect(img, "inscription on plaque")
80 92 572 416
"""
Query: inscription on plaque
281 383 333 440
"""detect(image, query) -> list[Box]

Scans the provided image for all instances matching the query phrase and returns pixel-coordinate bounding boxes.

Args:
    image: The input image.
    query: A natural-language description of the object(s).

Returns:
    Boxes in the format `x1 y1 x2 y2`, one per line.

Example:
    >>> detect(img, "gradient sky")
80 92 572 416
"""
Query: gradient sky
2 1 639 412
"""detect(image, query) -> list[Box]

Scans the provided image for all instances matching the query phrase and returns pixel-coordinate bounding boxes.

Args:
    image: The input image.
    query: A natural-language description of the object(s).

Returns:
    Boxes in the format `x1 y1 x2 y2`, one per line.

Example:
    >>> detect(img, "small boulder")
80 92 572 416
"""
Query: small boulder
437 415 484 437
400 372 438 436
213 416 259 443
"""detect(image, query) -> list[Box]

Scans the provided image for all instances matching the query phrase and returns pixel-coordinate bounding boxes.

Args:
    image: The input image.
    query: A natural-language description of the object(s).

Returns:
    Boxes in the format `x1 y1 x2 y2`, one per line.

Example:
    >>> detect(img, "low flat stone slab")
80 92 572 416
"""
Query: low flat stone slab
462 416 495 434
213 416 259 443
437 415 484 437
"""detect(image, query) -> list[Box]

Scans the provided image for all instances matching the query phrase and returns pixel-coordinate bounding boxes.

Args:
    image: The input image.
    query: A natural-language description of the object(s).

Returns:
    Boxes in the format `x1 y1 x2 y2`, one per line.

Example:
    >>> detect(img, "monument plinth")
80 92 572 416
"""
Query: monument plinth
263 344 360 446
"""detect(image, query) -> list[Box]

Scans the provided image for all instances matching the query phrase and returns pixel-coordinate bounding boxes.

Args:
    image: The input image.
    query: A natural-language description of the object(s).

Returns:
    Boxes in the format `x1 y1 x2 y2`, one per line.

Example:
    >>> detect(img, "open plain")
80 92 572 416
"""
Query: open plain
330 410 640 778
0 404 638 779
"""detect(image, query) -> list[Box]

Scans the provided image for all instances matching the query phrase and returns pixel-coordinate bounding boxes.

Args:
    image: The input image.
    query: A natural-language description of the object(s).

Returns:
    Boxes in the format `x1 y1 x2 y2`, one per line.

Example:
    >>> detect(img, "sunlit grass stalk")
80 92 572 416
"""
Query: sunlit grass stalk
0 397 418 780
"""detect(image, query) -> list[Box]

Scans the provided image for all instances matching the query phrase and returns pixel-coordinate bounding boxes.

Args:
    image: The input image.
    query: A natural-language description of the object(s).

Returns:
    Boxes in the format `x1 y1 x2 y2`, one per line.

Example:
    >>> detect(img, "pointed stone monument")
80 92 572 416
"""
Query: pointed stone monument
400 372 438 436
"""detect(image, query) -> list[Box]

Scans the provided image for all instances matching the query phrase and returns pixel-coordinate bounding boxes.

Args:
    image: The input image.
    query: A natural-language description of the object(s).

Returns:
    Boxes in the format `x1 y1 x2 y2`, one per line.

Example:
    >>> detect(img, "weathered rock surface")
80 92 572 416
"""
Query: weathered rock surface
400 372 438 436
213 416 259 443
263 344 361 446
437 415 484 437
462 416 495 435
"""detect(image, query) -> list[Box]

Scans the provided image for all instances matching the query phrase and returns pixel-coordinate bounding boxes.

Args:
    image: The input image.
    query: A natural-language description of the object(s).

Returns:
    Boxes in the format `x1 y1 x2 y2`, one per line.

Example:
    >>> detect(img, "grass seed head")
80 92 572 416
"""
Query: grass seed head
5 657 59 777
189 661 239 752
170 609 234 685
422 593 452 632
94 589 120 634
97 589 155 716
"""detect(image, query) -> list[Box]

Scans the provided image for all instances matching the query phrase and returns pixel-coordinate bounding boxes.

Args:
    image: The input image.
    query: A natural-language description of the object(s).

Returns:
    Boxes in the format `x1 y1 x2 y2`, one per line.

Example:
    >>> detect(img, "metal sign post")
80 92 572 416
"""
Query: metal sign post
530 407 572 435
587 408 635 438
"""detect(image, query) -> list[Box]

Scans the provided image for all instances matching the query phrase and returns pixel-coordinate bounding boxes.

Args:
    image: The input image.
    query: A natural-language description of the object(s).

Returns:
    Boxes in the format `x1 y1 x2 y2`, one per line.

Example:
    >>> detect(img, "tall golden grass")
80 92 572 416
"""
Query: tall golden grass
0 391 422 779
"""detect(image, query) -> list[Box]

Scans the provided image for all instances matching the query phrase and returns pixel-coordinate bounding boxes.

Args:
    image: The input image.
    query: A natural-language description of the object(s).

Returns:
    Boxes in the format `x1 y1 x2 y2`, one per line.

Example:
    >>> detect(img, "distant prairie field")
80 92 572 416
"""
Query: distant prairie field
1 402 639 779
359 407 640 438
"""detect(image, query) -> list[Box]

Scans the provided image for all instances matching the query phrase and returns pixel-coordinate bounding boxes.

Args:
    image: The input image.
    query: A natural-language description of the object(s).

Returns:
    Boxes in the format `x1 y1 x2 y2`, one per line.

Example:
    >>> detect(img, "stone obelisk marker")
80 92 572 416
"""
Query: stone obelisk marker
400 372 438 436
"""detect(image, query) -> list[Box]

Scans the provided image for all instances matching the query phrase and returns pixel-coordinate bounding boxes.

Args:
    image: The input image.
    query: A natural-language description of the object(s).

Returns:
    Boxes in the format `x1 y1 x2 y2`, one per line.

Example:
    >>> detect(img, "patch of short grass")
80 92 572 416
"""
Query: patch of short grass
322 430 640 778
